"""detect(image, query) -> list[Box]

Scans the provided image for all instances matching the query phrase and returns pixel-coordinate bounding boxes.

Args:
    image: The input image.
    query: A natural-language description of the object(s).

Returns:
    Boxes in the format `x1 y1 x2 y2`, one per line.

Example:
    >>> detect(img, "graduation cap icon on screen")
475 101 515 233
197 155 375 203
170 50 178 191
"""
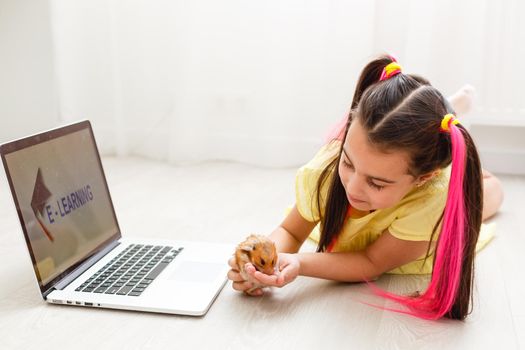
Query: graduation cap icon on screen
30 168 55 242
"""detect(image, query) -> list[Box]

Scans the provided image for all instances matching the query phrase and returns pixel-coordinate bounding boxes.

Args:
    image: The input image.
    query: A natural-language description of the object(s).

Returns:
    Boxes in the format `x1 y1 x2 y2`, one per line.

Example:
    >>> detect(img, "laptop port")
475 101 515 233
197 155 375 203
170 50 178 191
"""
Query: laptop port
85 302 93 306
66 301 72 304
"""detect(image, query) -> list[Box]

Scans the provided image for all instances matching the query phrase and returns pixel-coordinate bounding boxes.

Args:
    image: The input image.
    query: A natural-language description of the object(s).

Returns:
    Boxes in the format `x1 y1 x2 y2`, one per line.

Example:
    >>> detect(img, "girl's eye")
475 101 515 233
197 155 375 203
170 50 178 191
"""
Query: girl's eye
342 159 384 190
368 180 384 191
342 160 354 169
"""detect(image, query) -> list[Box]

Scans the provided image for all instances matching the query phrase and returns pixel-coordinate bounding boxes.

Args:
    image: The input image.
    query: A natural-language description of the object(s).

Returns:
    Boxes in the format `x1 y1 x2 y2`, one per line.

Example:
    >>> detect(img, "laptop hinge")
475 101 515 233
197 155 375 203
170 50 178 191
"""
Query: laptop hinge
49 240 121 294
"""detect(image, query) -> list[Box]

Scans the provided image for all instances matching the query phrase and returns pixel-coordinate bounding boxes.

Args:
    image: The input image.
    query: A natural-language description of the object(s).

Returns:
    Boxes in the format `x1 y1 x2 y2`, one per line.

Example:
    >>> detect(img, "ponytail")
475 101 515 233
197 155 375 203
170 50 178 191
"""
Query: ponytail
324 55 393 143
324 55 432 144
371 116 483 320
318 55 395 250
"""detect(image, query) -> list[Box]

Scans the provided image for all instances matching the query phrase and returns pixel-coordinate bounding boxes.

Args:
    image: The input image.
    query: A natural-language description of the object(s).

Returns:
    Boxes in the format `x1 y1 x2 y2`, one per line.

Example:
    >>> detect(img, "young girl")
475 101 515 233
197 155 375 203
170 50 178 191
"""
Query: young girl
227 55 504 320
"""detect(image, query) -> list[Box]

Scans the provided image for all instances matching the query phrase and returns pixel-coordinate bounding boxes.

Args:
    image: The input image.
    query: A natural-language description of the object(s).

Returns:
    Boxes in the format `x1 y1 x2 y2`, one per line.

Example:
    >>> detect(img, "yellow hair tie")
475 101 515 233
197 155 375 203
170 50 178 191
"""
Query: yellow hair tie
440 114 460 132
379 62 403 81
385 62 401 75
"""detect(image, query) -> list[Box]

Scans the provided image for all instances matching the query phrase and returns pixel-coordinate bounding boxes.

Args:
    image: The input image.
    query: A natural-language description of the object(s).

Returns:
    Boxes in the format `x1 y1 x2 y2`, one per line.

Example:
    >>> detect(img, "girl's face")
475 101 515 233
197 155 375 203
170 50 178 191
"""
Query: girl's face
338 118 419 211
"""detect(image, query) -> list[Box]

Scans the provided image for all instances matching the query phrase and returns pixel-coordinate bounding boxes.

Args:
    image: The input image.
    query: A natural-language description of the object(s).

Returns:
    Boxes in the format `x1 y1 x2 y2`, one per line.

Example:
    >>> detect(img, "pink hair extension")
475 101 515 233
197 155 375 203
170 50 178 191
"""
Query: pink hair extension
379 63 402 81
369 122 468 320
387 54 398 63
323 116 348 144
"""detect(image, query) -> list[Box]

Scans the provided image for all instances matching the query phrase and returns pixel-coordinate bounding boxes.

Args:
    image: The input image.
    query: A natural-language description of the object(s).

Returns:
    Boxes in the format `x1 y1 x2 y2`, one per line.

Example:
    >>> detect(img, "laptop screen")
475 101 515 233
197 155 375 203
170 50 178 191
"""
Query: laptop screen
1 121 120 294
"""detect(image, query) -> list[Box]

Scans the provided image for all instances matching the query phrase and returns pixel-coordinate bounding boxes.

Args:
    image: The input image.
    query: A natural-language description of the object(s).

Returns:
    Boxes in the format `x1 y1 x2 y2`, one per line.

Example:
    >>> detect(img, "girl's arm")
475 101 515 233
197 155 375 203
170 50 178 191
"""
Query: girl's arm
248 229 430 285
268 205 318 253
299 230 430 281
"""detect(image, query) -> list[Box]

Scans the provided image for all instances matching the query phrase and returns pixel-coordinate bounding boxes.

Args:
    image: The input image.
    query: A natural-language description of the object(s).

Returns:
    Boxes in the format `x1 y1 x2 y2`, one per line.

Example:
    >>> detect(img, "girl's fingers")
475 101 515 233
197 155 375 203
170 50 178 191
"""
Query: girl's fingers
231 281 250 291
227 269 245 282
245 288 264 297
244 262 256 273
228 256 239 271
252 270 280 286
232 280 255 292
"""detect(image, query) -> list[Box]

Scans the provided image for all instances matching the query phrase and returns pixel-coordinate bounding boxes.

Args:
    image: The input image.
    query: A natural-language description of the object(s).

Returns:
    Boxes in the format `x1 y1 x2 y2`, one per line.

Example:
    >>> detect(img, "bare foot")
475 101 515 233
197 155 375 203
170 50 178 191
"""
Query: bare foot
448 84 475 117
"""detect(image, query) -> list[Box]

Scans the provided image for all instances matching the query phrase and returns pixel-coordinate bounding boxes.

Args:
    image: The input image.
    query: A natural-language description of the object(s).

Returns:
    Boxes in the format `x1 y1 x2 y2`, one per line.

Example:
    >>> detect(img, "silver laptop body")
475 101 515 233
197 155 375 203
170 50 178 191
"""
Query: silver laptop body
0 120 232 316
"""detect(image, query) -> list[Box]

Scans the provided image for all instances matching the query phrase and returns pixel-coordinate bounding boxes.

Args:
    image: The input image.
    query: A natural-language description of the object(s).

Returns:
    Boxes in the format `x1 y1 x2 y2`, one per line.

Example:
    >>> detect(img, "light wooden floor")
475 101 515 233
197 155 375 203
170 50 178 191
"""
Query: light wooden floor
0 156 523 349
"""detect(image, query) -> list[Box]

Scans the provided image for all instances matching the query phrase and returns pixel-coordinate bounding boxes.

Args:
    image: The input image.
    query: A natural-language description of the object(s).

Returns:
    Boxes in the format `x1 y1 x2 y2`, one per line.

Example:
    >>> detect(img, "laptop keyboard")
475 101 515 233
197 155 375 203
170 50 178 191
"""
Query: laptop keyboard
75 244 182 297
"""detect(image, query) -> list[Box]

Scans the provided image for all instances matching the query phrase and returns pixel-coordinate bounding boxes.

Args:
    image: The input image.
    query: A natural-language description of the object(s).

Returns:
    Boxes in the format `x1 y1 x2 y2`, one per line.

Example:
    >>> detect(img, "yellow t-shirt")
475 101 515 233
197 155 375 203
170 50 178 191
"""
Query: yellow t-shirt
296 141 450 275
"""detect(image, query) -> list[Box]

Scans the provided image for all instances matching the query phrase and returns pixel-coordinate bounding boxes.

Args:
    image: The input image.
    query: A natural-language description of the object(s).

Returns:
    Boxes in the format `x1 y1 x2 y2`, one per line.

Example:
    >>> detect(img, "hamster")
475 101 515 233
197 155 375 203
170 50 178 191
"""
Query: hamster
235 234 277 293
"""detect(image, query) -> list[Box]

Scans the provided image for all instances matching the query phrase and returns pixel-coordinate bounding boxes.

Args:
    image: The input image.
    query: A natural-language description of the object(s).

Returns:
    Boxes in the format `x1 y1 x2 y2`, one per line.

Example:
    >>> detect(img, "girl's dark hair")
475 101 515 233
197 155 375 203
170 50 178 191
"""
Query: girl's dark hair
315 55 483 320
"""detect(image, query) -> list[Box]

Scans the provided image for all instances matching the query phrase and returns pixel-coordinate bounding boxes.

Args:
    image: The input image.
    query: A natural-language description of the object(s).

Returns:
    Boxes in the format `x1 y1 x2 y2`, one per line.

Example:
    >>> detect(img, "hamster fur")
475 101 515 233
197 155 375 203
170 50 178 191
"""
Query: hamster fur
235 234 277 293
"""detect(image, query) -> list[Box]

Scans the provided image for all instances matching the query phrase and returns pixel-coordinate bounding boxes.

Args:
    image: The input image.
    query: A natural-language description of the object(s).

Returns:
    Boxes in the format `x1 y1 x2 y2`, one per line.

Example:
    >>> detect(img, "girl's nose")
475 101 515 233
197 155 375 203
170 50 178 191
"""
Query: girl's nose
345 173 365 198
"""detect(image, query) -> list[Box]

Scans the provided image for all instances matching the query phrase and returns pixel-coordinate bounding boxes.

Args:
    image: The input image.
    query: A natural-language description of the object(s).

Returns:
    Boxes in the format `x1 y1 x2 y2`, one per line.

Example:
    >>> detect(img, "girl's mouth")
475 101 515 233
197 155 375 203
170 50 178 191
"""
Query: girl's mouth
348 195 366 204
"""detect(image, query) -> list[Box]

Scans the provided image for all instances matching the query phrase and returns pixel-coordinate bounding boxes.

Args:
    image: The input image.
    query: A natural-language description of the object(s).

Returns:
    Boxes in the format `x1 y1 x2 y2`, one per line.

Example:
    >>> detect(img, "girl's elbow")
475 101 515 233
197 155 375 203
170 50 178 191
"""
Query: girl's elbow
363 270 382 282
361 252 385 281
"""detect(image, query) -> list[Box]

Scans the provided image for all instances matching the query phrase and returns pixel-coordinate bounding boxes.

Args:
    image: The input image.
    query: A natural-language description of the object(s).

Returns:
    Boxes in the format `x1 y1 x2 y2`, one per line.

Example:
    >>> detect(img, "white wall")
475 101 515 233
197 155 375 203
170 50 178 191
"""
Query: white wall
50 0 376 167
1 0 524 172
373 0 525 119
372 0 525 174
0 0 59 143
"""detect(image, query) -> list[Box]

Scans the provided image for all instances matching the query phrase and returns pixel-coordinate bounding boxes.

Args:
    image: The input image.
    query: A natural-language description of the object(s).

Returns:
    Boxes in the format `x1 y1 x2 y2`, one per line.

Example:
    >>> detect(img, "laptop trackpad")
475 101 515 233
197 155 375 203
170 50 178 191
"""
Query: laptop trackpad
167 261 225 283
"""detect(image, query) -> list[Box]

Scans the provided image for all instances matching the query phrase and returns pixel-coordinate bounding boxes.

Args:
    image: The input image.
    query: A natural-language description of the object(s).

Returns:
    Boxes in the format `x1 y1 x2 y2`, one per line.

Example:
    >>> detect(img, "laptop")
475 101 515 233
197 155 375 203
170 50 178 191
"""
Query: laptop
0 120 233 316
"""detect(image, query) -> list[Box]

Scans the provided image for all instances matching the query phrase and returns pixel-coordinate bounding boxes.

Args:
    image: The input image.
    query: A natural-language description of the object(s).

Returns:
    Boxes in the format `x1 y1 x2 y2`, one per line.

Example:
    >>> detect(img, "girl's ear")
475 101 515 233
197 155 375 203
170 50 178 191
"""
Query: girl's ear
415 169 441 187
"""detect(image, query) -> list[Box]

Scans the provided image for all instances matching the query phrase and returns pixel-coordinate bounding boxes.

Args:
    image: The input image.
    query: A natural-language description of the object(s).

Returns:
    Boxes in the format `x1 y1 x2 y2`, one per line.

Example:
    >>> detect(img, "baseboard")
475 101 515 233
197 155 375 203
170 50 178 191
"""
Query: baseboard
469 121 525 175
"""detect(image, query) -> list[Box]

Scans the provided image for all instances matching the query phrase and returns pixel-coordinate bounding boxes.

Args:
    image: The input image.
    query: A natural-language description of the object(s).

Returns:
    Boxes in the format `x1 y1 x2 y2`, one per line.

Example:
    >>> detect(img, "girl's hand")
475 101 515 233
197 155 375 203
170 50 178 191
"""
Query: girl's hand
227 256 265 296
245 253 300 288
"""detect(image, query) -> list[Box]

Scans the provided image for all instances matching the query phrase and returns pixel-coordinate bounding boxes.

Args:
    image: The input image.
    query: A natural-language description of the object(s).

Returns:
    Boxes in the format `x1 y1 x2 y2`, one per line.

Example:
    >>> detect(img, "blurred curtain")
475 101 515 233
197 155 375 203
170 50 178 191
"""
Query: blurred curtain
50 0 525 167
